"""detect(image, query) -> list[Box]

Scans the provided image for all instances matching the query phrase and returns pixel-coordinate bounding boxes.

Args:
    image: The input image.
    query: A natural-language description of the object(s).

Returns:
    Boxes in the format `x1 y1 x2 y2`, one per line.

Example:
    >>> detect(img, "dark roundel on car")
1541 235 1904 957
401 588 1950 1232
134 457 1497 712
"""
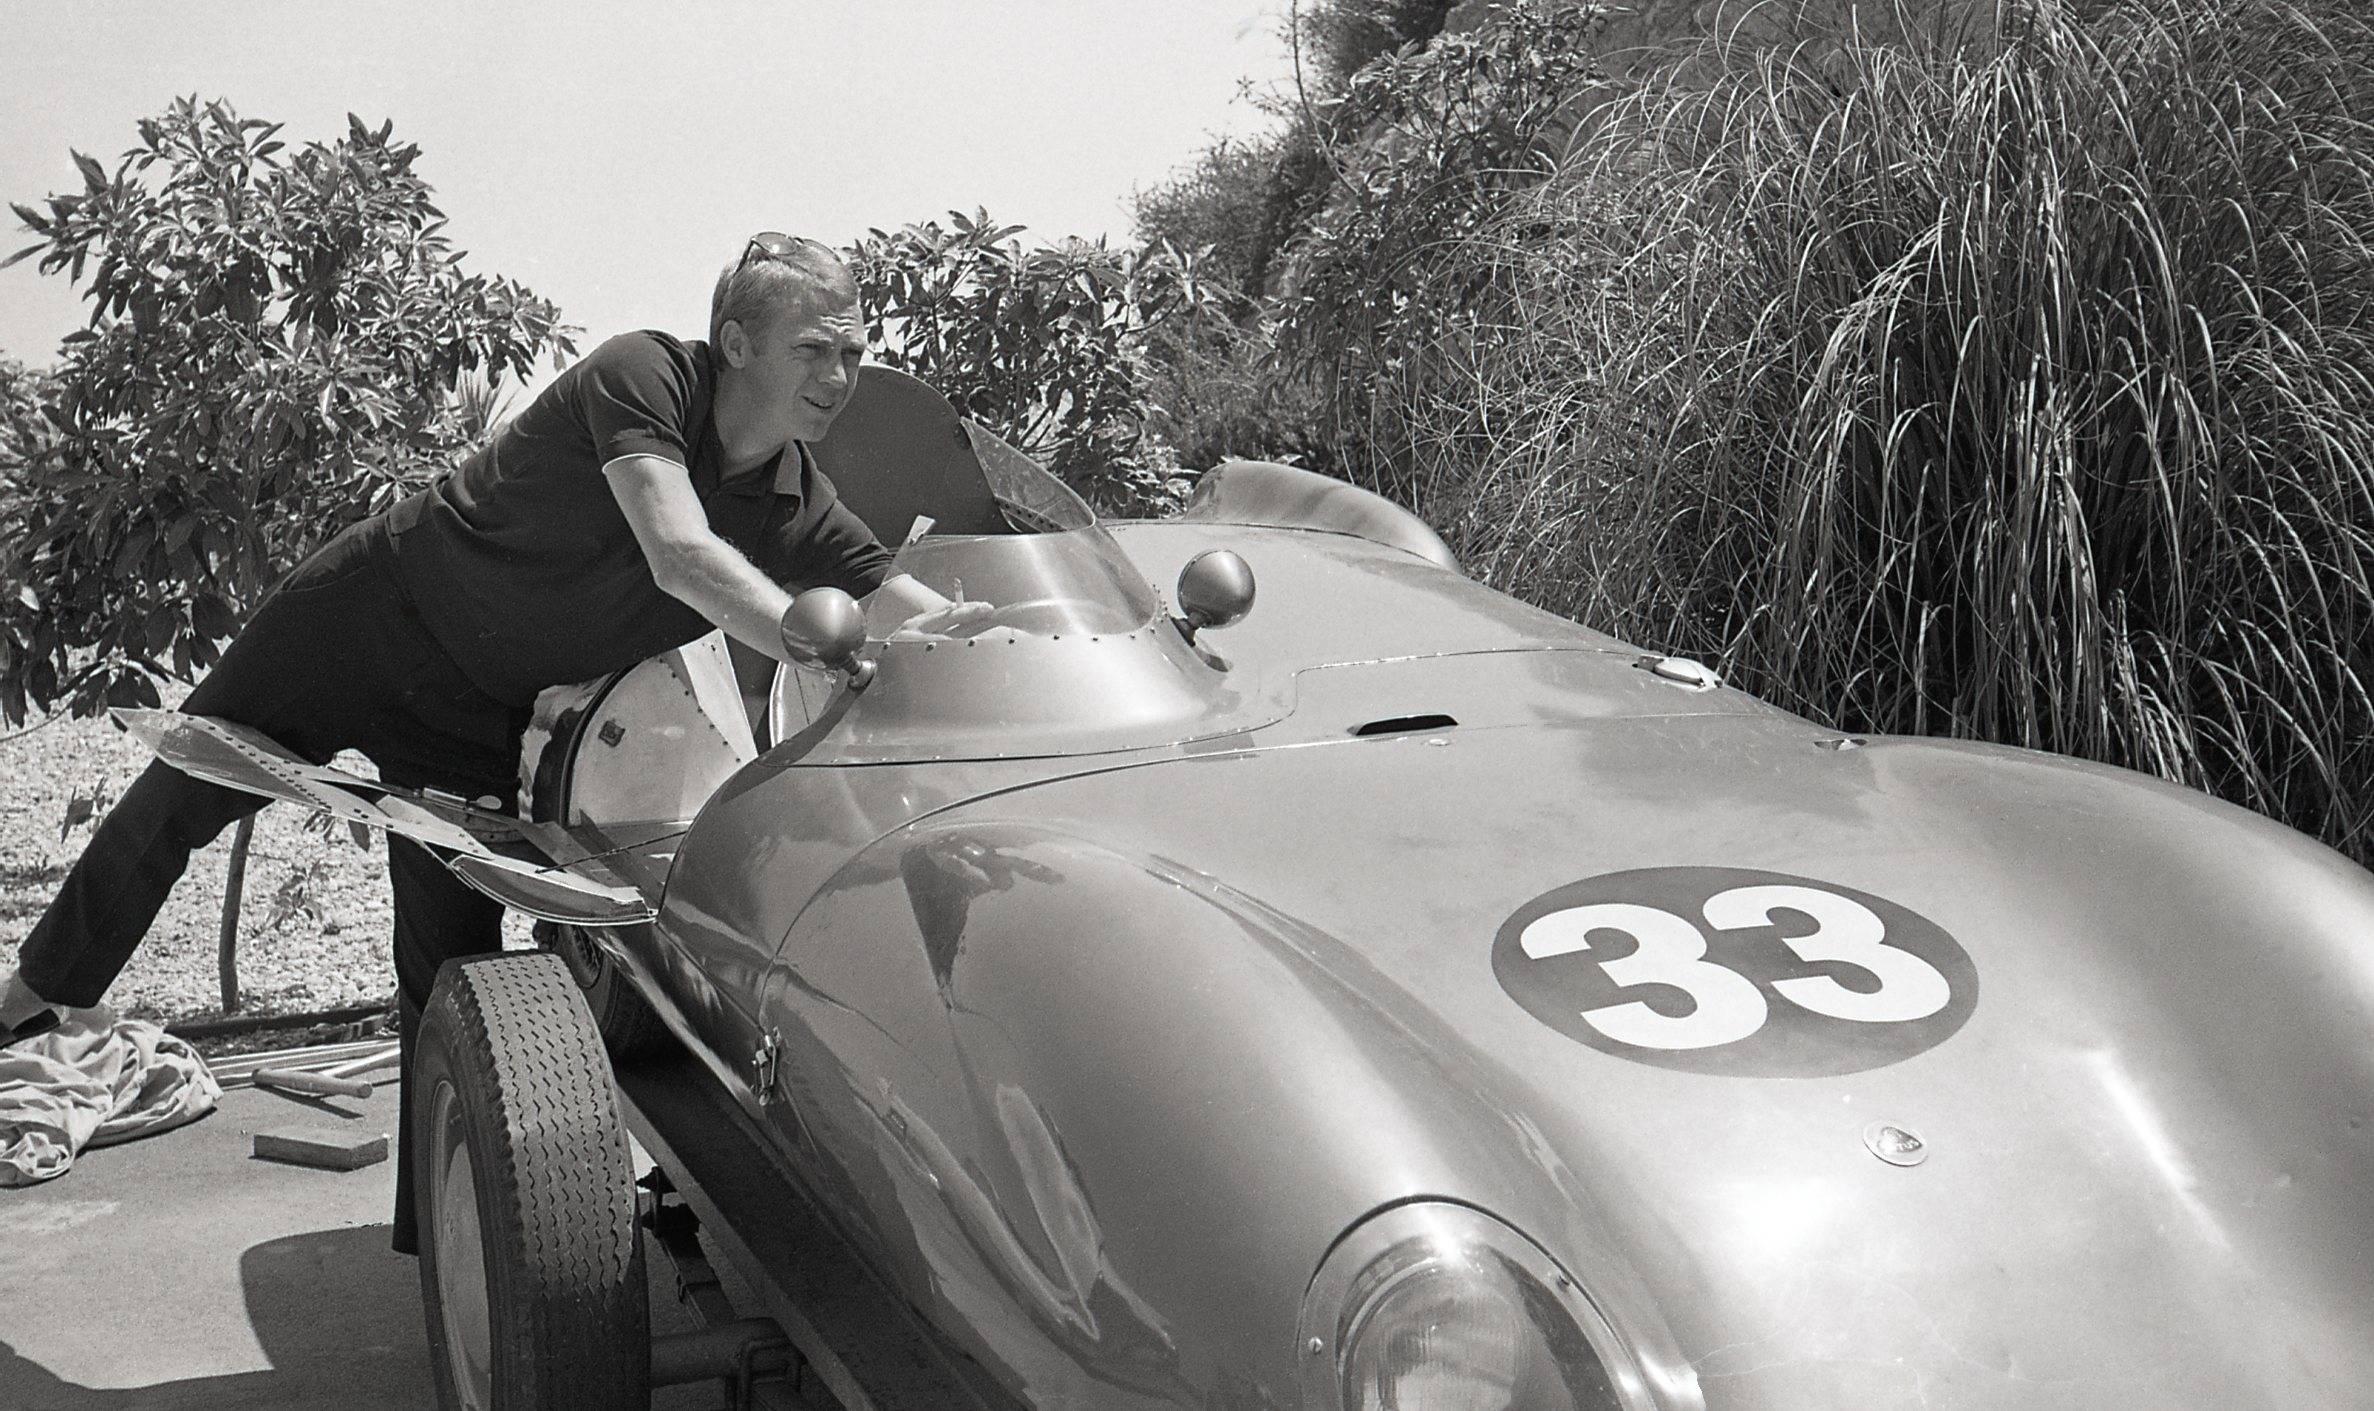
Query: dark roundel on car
1492 866 1979 1077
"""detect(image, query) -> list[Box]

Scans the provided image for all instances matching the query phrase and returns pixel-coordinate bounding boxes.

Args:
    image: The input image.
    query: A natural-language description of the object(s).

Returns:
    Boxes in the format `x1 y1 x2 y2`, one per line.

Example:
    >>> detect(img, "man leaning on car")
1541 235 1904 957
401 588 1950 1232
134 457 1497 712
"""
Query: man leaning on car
0 232 984 1249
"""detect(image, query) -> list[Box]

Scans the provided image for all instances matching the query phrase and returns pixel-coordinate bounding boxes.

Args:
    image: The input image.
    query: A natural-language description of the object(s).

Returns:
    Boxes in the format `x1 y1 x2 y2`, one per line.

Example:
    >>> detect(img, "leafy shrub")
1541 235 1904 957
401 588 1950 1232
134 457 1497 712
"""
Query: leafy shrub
1125 1 1557 477
1131 0 1463 300
1135 307 1333 474
1408 0 2374 861
1128 123 1336 471
1 97 573 721
0 357 53 490
848 210 1236 517
1269 1 1606 501
1300 0 1465 91
1131 130 1328 303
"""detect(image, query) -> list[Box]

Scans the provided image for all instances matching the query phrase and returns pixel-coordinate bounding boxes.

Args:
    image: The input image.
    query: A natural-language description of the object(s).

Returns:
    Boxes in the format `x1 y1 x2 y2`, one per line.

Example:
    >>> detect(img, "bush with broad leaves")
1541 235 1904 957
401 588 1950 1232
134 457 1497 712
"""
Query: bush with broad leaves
0 96 575 723
848 210 1240 518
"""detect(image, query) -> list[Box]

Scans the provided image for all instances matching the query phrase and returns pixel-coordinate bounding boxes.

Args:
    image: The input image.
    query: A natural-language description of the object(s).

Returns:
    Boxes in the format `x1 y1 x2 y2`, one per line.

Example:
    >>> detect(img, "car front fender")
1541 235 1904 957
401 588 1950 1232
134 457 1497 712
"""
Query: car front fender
754 816 1687 1409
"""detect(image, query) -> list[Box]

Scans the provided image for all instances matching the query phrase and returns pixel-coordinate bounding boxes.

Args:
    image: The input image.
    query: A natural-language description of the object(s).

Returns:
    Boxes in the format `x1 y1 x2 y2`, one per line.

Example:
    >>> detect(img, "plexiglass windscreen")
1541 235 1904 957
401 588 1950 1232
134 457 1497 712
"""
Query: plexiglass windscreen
858 424 1164 639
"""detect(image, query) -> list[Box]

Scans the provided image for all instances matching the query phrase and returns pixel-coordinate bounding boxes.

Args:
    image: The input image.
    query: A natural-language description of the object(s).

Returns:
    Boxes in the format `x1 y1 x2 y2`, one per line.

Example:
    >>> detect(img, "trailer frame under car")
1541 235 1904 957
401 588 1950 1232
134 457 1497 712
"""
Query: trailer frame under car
613 1025 1007 1411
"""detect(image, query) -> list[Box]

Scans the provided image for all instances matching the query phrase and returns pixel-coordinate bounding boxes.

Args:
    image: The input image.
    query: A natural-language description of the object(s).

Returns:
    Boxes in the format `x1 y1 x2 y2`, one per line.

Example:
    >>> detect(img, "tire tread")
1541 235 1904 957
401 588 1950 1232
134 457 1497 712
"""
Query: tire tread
416 951 647 1409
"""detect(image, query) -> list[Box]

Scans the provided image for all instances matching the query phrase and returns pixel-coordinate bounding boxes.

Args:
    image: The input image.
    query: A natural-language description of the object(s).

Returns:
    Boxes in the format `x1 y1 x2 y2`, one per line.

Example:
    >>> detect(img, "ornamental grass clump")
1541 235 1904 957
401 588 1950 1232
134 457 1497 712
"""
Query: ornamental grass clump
1419 0 2374 863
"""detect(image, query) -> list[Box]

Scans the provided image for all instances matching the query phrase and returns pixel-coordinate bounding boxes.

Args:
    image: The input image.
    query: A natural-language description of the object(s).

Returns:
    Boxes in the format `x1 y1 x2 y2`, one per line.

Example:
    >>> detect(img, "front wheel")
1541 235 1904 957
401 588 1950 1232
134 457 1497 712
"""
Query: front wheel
413 952 649 1410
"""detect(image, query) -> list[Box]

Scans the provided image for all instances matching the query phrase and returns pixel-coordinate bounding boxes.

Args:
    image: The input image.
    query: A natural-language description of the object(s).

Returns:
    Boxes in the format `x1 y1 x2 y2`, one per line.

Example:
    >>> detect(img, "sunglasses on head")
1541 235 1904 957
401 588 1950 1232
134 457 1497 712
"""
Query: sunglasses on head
740 231 809 268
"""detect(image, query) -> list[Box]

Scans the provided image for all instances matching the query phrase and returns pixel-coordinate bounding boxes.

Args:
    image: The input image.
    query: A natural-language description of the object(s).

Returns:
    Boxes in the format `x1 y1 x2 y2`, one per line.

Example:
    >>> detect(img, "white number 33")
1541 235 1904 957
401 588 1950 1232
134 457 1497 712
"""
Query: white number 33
1518 885 1952 1051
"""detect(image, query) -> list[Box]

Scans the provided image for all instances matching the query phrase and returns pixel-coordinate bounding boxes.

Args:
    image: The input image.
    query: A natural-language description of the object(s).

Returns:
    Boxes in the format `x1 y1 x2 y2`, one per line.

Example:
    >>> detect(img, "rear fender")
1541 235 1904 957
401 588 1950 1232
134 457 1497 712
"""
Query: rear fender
1178 460 1461 572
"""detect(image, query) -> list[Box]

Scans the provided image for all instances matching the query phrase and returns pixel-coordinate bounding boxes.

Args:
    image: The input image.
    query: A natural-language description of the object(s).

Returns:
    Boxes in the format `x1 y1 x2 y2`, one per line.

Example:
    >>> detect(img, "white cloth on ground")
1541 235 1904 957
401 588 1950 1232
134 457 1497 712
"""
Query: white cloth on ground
0 1006 221 1187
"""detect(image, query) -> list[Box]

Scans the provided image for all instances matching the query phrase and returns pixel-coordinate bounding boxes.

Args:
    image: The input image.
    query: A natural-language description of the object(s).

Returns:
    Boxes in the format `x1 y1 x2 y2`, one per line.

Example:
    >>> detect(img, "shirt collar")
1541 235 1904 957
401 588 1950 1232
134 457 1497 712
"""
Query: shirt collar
716 441 808 501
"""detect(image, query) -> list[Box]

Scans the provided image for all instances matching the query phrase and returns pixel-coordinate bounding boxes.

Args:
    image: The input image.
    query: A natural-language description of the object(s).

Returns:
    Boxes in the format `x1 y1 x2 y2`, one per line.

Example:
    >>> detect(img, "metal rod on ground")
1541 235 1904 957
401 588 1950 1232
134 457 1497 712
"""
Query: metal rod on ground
218 815 254 1013
251 1038 400 1099
321 1042 400 1080
251 1066 374 1099
206 1037 391 1087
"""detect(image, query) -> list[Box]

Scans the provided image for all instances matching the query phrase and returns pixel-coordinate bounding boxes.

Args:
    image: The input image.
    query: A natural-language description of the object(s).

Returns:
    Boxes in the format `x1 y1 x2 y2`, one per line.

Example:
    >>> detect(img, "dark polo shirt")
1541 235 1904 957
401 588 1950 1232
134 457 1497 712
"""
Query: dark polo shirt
388 330 894 706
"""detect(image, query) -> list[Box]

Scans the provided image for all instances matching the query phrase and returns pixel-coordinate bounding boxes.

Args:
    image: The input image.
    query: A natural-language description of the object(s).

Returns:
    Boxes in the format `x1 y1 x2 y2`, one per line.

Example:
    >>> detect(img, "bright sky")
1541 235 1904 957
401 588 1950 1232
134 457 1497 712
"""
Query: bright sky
0 0 1293 392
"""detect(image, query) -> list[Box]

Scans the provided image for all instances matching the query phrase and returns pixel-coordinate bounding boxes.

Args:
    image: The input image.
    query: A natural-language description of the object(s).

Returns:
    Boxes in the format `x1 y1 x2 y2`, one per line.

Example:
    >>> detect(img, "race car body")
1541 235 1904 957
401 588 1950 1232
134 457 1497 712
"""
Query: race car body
128 369 2374 1410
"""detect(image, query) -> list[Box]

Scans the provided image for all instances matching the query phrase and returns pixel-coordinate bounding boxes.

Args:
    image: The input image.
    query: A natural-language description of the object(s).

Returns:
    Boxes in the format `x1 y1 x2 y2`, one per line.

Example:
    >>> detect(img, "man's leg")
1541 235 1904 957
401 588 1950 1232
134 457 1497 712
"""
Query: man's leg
6 518 402 1028
358 612 529 1256
385 832 508 1256
12 763 267 1008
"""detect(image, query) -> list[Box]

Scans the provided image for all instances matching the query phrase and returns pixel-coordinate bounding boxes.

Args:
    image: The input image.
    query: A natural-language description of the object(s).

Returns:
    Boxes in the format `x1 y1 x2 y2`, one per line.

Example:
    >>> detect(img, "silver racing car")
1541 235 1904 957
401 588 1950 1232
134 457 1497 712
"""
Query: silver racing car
124 368 2374 1410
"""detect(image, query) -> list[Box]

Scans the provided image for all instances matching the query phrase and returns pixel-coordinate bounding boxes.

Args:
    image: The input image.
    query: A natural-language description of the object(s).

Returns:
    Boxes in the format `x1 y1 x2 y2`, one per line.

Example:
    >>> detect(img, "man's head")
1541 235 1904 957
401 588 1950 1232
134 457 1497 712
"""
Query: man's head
710 233 865 448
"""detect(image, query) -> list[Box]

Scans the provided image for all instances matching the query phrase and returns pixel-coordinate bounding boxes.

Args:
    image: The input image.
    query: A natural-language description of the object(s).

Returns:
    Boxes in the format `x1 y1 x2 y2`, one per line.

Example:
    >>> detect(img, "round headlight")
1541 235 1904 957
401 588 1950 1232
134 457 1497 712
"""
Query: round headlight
1298 1203 1652 1411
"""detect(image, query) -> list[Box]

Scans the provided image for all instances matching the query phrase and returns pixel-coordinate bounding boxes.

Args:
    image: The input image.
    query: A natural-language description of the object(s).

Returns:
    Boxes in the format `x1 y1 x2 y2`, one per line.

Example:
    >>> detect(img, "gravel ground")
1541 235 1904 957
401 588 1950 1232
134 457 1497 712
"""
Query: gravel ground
0 684 530 1028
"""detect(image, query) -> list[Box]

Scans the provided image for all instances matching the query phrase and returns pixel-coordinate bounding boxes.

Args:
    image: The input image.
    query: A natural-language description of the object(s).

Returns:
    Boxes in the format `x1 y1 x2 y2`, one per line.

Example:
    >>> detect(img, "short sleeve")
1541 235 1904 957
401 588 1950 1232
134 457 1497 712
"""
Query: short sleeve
575 332 698 467
757 488 894 598
806 499 897 597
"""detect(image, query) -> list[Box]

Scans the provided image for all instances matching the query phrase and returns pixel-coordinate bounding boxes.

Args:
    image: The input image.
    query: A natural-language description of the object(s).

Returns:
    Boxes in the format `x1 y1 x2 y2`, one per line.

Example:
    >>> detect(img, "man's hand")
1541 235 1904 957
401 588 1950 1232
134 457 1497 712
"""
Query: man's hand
888 600 998 641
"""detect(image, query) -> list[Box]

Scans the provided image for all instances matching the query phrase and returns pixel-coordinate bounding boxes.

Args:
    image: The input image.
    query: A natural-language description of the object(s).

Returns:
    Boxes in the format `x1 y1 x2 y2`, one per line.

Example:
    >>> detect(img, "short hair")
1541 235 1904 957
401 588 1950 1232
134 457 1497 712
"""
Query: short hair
708 235 859 347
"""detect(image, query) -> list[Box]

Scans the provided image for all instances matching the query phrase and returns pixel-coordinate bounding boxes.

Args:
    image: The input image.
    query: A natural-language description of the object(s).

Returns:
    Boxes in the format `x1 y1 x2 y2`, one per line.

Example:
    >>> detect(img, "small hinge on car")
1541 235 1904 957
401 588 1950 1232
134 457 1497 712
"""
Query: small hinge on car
751 1029 782 1105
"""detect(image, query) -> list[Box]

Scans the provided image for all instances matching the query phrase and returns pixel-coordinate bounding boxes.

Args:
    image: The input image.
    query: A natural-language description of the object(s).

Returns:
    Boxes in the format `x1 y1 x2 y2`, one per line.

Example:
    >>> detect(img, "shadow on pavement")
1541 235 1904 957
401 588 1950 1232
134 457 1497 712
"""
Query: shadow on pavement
0 1223 432 1409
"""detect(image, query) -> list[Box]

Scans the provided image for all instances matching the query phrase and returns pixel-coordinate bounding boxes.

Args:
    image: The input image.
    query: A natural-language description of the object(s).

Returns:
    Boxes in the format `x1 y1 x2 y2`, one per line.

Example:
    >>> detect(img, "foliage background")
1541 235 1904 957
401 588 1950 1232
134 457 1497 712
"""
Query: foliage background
10 0 2374 1024
1122 0 2374 869
847 210 1235 518
0 99 571 1020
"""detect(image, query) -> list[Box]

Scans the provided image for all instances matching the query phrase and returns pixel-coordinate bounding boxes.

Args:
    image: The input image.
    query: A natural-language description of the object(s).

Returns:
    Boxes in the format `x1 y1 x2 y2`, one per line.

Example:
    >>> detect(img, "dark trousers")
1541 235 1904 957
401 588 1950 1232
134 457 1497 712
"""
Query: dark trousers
15 513 526 1250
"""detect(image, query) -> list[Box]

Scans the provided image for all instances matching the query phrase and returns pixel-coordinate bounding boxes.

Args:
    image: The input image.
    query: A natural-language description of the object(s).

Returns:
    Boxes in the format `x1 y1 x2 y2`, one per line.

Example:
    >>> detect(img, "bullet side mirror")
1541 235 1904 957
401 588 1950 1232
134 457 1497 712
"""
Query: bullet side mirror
1175 550 1256 642
780 588 876 691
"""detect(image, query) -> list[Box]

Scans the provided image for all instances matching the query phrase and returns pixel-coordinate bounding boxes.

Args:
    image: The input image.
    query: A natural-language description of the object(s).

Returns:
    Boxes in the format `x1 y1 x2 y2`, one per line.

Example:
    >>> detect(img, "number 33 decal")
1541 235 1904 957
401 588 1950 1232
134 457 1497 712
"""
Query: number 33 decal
1521 885 1950 1050
1494 871 1976 1074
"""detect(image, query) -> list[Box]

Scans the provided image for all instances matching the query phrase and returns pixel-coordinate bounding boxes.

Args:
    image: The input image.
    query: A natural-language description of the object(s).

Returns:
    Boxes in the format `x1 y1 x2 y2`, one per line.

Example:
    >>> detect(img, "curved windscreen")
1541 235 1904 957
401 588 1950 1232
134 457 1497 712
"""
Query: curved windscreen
858 424 1163 639
765 424 1277 761
966 422 1097 534
861 529 1164 638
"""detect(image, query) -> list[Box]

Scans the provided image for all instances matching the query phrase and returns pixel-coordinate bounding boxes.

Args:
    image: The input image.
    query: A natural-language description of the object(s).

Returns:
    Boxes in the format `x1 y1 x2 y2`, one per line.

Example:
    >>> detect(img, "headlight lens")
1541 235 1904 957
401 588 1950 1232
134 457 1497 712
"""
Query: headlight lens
1299 1203 1648 1411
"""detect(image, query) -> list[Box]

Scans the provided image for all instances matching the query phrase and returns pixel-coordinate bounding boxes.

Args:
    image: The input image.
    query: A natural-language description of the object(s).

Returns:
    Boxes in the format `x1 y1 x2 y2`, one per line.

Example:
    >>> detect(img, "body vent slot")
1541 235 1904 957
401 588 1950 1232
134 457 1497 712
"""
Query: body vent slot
1352 713 1459 737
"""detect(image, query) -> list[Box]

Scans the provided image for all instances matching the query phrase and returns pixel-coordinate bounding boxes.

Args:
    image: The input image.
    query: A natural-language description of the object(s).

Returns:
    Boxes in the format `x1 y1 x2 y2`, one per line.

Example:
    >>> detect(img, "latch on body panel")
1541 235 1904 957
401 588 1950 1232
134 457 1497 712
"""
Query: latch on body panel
750 1029 782 1105
1636 655 1721 692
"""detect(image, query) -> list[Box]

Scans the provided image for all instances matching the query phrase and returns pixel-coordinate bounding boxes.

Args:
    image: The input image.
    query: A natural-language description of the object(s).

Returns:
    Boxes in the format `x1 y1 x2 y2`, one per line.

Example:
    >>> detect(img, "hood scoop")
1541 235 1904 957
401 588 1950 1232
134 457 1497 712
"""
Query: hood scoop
1352 712 1459 738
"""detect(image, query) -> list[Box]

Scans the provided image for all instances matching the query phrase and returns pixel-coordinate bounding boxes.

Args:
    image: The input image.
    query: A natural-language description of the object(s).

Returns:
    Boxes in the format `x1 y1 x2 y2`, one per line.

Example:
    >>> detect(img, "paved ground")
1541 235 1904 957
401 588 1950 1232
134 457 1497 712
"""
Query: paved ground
0 1076 711 1410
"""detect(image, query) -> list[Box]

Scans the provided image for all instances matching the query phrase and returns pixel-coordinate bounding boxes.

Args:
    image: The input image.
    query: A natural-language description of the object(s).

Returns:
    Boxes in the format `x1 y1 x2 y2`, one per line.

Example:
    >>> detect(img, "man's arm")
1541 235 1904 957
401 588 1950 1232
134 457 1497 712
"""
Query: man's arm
605 454 798 659
604 454 991 657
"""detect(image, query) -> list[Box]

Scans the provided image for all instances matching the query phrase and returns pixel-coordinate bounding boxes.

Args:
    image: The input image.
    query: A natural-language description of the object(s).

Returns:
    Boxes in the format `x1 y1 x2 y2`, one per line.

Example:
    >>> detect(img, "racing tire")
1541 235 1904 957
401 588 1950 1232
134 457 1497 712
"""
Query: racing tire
537 918 670 1060
413 952 650 1411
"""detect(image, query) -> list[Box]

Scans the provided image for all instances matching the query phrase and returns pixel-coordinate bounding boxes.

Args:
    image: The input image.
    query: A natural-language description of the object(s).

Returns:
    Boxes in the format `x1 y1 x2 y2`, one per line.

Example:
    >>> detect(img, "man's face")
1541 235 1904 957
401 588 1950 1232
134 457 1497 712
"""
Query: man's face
729 290 866 444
